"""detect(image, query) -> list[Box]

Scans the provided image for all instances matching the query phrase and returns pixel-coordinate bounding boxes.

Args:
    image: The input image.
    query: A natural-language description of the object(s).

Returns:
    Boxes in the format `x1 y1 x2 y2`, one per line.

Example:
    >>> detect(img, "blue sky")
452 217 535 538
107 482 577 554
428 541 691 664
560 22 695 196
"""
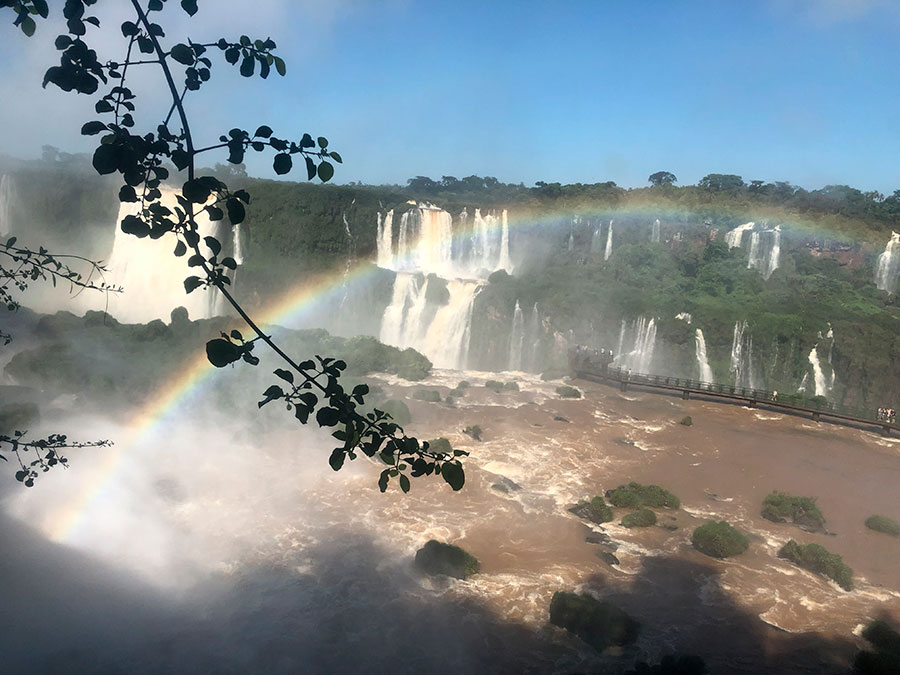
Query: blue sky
2 0 900 192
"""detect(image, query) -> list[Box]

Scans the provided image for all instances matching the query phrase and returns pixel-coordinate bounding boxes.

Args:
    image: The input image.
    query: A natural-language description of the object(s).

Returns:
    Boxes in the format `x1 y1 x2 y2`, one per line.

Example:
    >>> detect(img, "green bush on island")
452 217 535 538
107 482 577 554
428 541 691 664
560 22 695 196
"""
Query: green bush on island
761 492 826 532
621 508 657 528
379 399 411 425
484 379 505 393
691 520 750 558
414 540 480 579
444 395 455 407
413 389 442 403
854 619 900 675
556 385 582 399
426 437 453 455
462 425 483 441
549 591 640 651
680 415 693 426
569 496 614 524
503 380 519 391
456 380 470 389
865 515 900 537
778 539 853 591
607 481 681 509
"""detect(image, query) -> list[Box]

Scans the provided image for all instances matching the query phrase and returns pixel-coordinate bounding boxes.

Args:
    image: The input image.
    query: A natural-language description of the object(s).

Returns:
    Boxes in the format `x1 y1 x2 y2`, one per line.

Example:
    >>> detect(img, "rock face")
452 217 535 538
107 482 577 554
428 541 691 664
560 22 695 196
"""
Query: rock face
491 476 522 494
568 496 614 524
549 591 640 651
414 540 480 579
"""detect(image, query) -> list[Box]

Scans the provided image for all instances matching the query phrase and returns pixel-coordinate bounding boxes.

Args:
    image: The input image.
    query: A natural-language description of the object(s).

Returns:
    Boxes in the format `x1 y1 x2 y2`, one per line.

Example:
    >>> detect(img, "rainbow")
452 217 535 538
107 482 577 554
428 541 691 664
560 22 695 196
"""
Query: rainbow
45 202 887 543
47 263 383 543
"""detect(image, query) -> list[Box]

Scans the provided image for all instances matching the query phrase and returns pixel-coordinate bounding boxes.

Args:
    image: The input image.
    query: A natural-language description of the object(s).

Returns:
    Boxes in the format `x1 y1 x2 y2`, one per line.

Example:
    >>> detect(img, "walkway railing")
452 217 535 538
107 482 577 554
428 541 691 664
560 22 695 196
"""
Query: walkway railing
574 363 897 436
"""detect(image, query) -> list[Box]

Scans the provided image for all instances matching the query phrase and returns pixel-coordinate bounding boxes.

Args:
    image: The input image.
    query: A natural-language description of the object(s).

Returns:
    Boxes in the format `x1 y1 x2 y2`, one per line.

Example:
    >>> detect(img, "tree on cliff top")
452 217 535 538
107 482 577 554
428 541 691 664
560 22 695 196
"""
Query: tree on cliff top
1 0 467 494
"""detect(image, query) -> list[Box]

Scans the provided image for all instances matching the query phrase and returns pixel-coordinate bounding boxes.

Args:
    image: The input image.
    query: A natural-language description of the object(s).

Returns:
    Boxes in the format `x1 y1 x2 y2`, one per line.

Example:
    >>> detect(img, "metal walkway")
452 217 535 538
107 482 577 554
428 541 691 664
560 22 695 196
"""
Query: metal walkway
575 364 897 437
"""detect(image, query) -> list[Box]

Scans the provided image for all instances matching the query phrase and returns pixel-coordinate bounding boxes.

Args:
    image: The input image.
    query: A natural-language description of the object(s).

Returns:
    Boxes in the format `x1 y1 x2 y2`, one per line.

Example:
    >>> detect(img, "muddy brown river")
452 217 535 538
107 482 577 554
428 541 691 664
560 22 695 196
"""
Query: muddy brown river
3 369 899 673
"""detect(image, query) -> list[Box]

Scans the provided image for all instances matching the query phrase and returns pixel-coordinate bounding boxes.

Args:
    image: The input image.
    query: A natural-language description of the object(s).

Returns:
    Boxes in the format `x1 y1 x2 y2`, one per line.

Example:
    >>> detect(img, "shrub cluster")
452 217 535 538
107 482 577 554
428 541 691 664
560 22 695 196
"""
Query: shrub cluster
761 492 826 531
414 540 480 579
379 399 411 425
485 379 504 393
865 515 900 537
679 415 693 426
462 425 483 441
549 591 640 651
413 389 442 403
691 520 750 558
621 508 657 528
556 385 582 399
569 496 613 524
854 619 900 675
608 481 680 509
426 437 453 455
778 540 853 591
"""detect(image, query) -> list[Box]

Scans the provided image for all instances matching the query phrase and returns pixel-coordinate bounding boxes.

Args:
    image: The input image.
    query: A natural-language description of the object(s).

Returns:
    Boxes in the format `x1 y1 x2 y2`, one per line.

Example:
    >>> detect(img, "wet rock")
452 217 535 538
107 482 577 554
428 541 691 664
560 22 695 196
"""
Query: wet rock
614 438 636 447
584 531 619 550
549 591 640 651
553 415 570 423
597 550 620 566
568 497 613 524
414 540 480 579
491 476 522 494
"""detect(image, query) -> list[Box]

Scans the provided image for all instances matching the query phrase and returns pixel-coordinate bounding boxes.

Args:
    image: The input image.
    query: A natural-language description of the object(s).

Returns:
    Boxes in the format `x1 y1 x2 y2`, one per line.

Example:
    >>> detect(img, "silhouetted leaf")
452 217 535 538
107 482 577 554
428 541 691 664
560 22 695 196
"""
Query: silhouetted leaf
255 125 272 138
206 338 242 367
317 161 334 182
92 143 119 175
170 43 194 65
184 275 203 293
274 368 294 384
240 55 254 77
174 240 187 257
273 153 292 175
81 121 106 136
226 197 245 224
399 474 410 493
180 0 198 16
258 384 284 407
316 407 341 427
328 448 345 471
441 462 465 491
204 236 222 256
274 56 286 76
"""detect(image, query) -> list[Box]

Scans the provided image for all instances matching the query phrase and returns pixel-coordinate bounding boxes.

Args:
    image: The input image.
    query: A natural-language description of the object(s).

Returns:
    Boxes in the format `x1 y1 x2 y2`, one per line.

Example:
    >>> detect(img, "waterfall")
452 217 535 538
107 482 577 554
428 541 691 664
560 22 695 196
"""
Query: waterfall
694 328 714 383
93 188 234 323
651 218 661 243
728 222 781 280
613 316 657 373
525 302 541 371
420 280 481 369
397 210 411 267
591 225 602 254
508 300 525 370
808 347 827 398
875 231 900 293
376 209 393 269
604 220 613 260
232 223 244 265
729 321 755 388
675 312 692 324
496 209 512 272
0 173 12 238
806 327 836 399
765 226 782 279
567 231 574 252
725 222 754 248
377 203 515 368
